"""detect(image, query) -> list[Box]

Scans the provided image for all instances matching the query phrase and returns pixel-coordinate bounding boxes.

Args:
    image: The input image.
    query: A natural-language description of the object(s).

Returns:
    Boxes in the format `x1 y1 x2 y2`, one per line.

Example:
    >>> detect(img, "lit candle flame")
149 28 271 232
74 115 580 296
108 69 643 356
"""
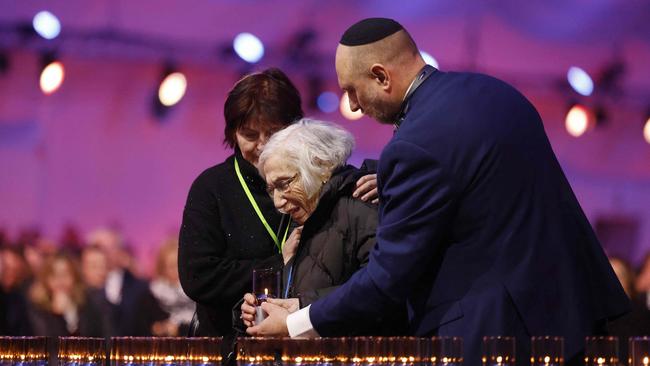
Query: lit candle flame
264 288 268 296
496 355 503 364
597 357 605 365
643 356 649 366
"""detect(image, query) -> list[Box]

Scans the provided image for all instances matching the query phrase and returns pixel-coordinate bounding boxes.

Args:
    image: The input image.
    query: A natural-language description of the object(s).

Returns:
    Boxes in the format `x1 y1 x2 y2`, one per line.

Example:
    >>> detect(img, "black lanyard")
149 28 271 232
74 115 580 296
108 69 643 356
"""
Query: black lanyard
394 64 436 130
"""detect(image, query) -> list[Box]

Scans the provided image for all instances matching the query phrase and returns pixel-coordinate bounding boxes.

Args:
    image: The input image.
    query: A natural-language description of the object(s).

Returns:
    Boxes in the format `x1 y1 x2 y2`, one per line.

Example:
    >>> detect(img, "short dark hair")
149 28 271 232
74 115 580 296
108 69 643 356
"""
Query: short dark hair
223 68 304 148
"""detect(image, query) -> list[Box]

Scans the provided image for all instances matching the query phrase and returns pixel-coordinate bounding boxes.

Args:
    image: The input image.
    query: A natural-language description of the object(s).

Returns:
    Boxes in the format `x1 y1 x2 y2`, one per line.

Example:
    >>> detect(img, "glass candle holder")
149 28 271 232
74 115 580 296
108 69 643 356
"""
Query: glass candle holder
110 337 154 366
629 337 650 366
252 268 281 323
530 336 563 366
321 338 348 366
0 337 48 366
187 338 222 366
585 336 618 366
59 337 105 366
154 338 189 366
482 336 515 366
279 338 321 365
237 337 277 366
386 337 421 366
431 337 463 366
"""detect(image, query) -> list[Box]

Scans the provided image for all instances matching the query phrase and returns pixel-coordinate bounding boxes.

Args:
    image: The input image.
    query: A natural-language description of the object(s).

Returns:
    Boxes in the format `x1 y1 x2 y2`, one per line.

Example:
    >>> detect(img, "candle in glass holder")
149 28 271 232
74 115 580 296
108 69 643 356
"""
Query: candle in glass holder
252 268 280 323
188 338 222 366
585 337 618 366
431 337 463 366
530 336 563 366
630 337 650 366
482 337 515 366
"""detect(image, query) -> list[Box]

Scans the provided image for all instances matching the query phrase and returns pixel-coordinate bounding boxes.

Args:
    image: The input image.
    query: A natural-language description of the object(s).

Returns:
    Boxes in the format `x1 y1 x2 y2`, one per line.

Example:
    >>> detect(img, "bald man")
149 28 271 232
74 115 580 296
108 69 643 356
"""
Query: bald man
247 18 629 365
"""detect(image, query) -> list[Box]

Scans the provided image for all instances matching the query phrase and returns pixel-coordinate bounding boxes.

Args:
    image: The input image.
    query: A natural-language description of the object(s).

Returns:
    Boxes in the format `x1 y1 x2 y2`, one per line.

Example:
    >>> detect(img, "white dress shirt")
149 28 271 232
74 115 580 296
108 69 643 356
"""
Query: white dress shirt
286 305 319 338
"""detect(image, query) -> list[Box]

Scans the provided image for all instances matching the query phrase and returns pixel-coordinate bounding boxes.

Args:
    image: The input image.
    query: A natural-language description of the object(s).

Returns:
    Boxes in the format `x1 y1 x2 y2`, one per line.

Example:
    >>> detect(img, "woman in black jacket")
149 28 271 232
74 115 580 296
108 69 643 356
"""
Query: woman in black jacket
241 119 406 335
178 69 378 337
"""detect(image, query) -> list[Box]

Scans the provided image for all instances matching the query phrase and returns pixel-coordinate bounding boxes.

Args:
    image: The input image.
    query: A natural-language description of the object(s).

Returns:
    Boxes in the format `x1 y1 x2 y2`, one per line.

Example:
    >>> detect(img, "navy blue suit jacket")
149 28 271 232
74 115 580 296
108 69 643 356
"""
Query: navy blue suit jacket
310 71 629 364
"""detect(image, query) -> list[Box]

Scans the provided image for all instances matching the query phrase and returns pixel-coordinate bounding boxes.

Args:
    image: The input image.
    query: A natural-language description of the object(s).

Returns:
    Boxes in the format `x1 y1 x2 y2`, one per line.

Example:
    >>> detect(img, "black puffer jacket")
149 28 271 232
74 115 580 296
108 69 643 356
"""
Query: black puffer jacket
285 165 407 335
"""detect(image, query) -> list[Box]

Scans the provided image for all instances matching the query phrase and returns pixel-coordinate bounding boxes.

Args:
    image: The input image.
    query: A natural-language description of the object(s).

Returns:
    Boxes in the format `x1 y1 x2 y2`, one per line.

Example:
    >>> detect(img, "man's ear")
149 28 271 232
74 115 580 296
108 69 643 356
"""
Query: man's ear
370 64 390 88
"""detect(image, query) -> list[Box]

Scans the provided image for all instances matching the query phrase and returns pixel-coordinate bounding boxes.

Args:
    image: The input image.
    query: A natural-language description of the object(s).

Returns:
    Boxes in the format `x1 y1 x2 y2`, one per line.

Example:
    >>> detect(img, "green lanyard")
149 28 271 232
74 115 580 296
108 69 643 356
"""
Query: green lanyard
234 157 289 253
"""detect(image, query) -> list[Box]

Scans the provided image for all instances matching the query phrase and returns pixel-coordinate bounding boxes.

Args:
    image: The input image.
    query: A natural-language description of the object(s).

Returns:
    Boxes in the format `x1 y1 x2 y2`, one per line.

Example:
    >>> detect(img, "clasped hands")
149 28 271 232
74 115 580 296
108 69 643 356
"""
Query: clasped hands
241 293 299 336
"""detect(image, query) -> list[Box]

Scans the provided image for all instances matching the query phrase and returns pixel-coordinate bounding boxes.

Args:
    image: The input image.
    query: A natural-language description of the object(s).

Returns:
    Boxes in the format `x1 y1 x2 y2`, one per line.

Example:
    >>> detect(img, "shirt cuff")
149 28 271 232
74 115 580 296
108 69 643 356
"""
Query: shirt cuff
286 305 320 338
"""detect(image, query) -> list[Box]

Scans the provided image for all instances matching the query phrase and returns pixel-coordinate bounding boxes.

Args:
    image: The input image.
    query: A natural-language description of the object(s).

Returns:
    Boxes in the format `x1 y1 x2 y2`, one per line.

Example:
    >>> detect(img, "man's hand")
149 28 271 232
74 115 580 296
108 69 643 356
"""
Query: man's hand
246 302 290 336
268 297 300 313
353 174 378 204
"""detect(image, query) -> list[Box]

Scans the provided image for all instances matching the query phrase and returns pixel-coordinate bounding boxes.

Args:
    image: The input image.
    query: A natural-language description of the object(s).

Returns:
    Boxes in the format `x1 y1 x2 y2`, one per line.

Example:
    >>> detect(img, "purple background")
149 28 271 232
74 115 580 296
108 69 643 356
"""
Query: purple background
1 0 649 274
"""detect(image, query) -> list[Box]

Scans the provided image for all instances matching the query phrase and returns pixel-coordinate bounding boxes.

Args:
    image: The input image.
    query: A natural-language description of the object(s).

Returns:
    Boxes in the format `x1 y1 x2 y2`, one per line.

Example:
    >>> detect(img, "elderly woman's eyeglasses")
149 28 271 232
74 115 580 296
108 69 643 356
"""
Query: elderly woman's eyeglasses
266 173 298 196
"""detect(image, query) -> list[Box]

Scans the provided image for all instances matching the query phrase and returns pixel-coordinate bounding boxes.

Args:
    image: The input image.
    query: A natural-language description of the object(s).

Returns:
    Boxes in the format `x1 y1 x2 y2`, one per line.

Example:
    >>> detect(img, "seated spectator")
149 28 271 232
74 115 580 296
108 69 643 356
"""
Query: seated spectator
87 227 167 335
27 252 107 336
81 244 109 290
80 244 115 335
0 246 33 335
150 238 195 336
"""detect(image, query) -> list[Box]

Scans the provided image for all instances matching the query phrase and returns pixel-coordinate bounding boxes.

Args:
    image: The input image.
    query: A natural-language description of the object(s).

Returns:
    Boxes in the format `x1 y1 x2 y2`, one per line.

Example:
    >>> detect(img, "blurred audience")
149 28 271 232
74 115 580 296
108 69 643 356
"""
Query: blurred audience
86 228 167 335
27 252 107 336
1 246 31 293
150 238 195 336
0 246 33 335
59 224 84 256
23 238 55 280
81 244 109 290
607 257 650 362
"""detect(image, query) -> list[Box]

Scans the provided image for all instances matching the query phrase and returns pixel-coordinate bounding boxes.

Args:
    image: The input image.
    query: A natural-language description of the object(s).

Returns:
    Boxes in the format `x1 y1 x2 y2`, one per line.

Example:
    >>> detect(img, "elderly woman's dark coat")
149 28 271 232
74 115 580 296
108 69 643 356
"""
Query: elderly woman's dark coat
285 165 407 335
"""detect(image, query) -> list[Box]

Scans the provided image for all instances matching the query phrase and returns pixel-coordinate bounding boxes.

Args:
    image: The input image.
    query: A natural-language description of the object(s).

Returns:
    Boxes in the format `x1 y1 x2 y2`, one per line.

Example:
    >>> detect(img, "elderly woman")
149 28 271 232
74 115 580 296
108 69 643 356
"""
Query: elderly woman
241 119 406 335
179 68 378 337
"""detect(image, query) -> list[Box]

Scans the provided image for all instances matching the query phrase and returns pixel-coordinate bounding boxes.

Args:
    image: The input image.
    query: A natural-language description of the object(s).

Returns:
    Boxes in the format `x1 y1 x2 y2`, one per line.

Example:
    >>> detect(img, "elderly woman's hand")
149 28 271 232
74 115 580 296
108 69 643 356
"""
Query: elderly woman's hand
241 293 300 327
241 293 257 327
353 173 379 204
282 226 303 264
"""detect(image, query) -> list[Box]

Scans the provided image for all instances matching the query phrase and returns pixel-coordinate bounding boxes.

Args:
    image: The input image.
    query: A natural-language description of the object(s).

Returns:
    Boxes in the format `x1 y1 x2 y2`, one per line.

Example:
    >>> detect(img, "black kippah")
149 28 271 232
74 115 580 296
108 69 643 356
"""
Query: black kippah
340 18 404 46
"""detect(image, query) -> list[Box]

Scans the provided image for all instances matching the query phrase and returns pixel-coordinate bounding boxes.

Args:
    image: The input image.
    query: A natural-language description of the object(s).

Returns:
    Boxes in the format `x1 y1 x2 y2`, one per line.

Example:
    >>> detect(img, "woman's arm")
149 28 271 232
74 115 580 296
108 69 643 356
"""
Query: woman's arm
178 175 283 307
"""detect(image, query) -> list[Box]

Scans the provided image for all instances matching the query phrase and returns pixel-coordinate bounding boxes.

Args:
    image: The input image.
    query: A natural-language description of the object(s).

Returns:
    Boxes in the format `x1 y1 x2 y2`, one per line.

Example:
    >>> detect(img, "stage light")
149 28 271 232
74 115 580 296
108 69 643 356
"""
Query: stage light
233 33 264 63
644 116 650 145
33 11 61 40
158 72 187 107
419 50 439 69
565 104 594 137
567 66 593 96
340 92 363 121
39 59 64 95
317 92 339 113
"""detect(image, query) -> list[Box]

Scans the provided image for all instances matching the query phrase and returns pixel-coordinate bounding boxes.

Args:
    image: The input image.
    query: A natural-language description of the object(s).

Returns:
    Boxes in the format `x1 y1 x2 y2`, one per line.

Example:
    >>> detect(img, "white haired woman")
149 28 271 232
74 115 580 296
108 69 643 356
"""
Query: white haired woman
240 119 406 335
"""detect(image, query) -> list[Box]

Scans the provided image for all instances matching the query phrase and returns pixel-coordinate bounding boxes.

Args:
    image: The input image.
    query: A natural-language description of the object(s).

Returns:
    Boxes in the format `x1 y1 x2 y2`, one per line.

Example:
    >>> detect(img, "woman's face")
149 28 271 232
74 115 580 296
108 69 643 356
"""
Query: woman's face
47 259 75 294
236 119 285 165
81 249 108 289
263 155 316 225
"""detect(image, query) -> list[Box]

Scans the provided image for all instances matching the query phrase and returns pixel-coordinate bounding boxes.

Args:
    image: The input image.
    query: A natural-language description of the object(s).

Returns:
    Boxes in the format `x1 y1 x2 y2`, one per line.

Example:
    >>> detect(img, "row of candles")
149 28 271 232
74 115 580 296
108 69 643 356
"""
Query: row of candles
0 336 649 366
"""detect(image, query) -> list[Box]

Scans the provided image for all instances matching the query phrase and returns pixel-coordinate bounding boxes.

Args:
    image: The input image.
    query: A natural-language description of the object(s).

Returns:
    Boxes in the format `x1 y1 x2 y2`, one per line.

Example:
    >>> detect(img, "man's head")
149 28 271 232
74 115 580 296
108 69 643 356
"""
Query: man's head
336 18 425 124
